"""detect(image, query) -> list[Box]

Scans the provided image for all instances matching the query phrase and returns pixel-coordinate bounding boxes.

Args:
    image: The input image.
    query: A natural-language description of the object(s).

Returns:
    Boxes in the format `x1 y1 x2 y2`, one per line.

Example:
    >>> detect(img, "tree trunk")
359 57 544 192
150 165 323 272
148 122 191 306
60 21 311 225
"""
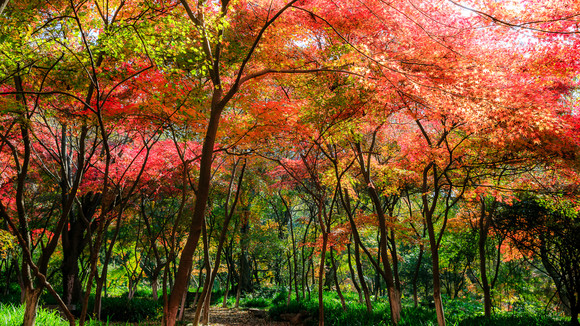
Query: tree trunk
196 161 245 325
318 231 328 326
60 256 82 307
479 222 492 317
164 101 224 325
354 240 372 312
426 211 446 326
222 270 231 308
152 275 160 301
287 253 293 305
22 287 42 326
412 244 424 308
347 243 363 303
354 142 401 325
330 249 346 311
61 192 101 308
61 230 83 307
340 188 372 312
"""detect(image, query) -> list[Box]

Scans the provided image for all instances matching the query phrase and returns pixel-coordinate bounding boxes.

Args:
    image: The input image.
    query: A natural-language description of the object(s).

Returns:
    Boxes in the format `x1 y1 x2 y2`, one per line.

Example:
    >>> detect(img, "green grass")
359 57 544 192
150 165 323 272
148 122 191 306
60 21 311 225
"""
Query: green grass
268 291 391 326
456 313 569 326
266 291 571 326
0 303 69 326
0 303 159 326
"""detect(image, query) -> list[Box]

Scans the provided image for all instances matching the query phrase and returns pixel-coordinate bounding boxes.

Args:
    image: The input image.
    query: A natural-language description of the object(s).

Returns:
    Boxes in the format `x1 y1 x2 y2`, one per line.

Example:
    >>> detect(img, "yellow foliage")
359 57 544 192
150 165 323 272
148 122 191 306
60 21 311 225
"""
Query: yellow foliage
0 229 16 259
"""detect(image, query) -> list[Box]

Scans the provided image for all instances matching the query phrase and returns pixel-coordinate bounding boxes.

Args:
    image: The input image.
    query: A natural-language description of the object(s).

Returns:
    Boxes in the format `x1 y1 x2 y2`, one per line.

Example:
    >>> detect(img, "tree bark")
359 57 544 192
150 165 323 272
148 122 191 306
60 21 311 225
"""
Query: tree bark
330 248 346 311
22 288 42 326
346 243 363 303
478 201 493 317
412 244 425 308
354 142 401 325
193 160 245 325
164 105 223 326
318 231 328 326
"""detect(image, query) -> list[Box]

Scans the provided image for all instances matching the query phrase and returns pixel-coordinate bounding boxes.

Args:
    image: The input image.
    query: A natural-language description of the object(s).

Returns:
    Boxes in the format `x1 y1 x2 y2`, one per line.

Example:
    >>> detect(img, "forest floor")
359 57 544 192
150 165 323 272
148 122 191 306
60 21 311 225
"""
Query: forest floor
183 306 292 326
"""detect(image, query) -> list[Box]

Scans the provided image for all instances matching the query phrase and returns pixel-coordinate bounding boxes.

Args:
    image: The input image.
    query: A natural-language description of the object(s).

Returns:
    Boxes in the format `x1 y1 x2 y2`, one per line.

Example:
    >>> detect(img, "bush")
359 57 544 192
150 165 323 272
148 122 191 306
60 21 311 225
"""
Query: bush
0 283 22 305
457 314 568 326
269 291 390 326
241 296 270 308
271 289 288 306
100 296 160 322
400 306 437 326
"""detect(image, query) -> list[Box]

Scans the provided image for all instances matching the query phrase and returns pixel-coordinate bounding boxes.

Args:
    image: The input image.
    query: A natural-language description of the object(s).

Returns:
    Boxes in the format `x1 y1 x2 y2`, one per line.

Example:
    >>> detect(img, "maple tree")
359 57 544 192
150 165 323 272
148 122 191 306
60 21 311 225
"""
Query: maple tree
1 0 580 325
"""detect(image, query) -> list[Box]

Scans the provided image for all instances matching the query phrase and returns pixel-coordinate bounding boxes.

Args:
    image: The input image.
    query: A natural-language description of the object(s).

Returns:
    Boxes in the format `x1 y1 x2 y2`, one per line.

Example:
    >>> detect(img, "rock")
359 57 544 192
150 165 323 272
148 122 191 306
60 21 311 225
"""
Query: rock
247 308 268 319
280 311 310 325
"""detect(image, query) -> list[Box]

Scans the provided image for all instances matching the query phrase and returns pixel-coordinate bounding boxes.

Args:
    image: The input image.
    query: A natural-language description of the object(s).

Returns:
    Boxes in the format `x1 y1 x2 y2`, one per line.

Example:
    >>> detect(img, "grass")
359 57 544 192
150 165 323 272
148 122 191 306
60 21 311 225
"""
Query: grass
0 303 69 326
0 303 159 326
265 291 571 326
1 289 572 326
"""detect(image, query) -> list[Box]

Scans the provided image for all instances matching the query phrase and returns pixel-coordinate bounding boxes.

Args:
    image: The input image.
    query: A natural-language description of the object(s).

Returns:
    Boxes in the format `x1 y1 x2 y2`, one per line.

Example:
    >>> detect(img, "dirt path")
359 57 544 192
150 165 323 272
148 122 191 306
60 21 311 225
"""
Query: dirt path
183 306 291 326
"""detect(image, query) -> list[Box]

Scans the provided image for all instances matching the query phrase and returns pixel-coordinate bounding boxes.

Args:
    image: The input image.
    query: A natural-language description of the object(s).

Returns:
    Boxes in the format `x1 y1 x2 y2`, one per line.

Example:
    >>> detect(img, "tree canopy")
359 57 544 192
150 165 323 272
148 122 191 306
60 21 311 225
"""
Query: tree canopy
0 1 579 326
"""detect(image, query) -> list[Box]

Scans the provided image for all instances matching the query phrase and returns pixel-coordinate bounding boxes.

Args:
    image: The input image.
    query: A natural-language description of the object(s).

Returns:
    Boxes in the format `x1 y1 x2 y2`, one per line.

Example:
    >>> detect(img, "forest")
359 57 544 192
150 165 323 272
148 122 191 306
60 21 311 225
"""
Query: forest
0 0 579 326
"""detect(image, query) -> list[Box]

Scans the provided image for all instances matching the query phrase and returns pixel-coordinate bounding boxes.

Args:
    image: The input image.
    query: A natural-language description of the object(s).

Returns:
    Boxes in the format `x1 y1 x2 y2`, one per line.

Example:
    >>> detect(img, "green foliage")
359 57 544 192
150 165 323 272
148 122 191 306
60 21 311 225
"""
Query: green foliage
0 303 68 326
0 302 162 325
269 291 390 326
456 314 568 326
399 306 437 326
241 296 270 308
99 296 161 323
0 283 21 305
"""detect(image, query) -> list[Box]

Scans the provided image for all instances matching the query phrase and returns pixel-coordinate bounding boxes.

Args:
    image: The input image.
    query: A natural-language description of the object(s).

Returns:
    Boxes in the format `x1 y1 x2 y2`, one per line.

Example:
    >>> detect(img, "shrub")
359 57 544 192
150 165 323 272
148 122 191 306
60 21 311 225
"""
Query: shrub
100 296 160 322
269 291 390 326
241 296 270 308
399 306 438 326
457 314 568 326
0 283 22 305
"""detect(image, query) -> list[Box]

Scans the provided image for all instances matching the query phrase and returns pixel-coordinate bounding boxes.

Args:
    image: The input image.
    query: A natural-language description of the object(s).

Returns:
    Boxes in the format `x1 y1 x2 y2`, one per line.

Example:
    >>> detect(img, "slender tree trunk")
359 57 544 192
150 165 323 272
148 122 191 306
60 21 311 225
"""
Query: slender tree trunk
235 280 241 309
282 194 301 302
390 227 402 303
412 244 425 308
222 271 231 308
0 0 10 15
426 210 446 326
340 188 372 312
330 249 346 311
194 161 245 325
222 244 234 308
347 243 363 303
354 142 401 325
301 216 313 301
318 231 328 326
479 219 492 317
93 207 124 320
355 240 372 312
287 252 293 305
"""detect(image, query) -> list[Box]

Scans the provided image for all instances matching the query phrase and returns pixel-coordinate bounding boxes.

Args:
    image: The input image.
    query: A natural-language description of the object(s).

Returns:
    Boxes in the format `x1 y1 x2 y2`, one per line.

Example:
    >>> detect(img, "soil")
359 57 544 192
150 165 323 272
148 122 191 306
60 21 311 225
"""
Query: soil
183 306 291 326
48 305 293 325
